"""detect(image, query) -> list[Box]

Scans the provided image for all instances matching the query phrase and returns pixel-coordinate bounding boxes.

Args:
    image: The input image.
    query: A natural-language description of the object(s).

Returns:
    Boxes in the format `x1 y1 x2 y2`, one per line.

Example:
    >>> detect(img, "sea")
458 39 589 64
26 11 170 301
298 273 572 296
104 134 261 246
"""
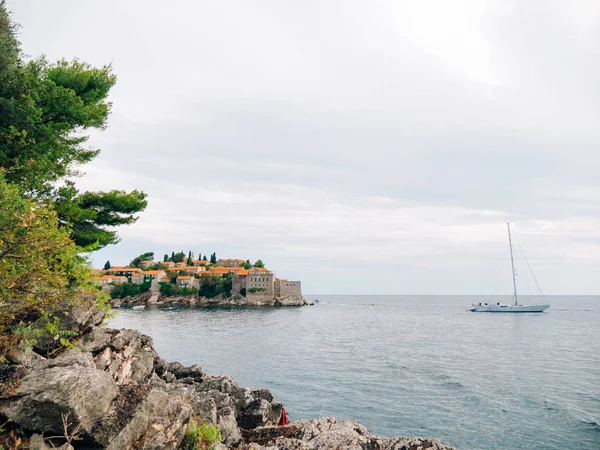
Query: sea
109 295 600 450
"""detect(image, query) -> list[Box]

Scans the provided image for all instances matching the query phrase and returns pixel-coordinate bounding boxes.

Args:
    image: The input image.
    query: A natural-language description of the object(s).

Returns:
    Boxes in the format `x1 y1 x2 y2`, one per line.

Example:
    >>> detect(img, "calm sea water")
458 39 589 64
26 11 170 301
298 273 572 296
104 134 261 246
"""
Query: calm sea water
109 295 600 450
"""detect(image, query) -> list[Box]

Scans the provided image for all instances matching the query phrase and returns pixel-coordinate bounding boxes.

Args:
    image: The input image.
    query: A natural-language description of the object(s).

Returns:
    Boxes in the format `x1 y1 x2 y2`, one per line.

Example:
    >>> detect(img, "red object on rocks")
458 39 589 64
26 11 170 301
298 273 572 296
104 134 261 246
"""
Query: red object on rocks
278 406 289 426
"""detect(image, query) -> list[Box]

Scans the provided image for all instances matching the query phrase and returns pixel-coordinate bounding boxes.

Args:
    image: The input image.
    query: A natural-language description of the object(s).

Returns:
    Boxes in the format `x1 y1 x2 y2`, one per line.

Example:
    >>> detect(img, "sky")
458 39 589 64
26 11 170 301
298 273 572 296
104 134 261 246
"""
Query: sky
9 0 600 294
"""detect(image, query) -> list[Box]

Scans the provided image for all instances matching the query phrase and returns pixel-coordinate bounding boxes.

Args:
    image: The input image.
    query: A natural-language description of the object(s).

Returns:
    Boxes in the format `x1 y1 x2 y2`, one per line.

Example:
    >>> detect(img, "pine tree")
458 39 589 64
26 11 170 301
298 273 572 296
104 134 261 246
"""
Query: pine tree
171 251 175 261
103 260 111 270
210 252 217 264
163 254 168 262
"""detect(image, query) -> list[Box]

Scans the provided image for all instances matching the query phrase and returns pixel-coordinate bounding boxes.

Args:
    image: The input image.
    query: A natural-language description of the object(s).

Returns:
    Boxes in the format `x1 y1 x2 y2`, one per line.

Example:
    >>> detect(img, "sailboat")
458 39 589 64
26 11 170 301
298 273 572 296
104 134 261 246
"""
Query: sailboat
470 223 550 313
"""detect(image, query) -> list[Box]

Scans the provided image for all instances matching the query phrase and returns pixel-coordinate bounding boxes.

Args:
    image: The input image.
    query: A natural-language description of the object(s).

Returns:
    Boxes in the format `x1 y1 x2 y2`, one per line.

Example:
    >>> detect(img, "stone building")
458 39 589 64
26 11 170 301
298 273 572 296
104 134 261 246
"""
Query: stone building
110 276 127 284
246 268 274 296
131 273 145 285
159 261 175 268
176 276 199 289
216 258 246 267
280 280 302 297
140 260 155 269
105 267 142 282
93 275 114 287
231 269 249 295
132 270 167 284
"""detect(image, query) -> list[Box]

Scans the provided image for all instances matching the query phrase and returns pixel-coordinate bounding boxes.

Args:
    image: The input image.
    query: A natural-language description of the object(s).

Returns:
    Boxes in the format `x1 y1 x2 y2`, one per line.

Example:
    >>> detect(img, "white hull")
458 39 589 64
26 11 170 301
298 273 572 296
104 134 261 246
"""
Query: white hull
470 304 549 313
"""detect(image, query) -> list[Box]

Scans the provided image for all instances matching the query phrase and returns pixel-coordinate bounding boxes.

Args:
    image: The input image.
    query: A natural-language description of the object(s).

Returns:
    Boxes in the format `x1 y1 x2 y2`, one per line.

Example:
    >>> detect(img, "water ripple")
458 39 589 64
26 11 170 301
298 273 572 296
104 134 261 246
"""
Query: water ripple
110 295 600 450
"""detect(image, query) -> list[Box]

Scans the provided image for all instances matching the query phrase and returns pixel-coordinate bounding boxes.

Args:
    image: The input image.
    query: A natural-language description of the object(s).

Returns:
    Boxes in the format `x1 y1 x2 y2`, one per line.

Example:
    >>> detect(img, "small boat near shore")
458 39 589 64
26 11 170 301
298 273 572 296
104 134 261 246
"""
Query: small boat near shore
471 223 549 313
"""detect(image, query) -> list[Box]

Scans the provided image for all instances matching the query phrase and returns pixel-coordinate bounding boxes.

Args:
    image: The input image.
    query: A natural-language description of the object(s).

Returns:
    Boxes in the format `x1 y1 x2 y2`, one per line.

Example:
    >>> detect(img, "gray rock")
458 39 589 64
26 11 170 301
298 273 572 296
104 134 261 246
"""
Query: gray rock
274 295 307 306
103 387 191 450
250 388 274 403
375 436 454 450
79 328 157 385
29 433 74 450
238 398 282 429
167 362 204 381
240 418 455 450
0 364 118 436
190 396 218 425
33 349 94 370
217 406 242 447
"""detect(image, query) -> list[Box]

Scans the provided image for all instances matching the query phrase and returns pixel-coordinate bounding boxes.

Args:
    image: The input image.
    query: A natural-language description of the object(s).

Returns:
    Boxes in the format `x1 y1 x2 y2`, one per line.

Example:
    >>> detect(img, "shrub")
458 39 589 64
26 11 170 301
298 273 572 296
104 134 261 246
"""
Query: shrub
248 288 265 294
182 419 221 450
0 176 102 355
110 282 151 299
198 274 232 298
159 282 197 297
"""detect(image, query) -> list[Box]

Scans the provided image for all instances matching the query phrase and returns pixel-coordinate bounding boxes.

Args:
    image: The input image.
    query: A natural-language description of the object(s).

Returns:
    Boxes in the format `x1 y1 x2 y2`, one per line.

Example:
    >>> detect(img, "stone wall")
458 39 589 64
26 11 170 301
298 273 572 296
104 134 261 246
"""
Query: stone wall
245 294 275 306
247 269 274 296
232 276 246 296
280 280 302 297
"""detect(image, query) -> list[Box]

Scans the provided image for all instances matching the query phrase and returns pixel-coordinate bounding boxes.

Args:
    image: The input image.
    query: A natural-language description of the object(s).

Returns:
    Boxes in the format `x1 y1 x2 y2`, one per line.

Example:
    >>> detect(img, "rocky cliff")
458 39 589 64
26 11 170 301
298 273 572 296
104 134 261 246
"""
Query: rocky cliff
111 293 307 308
0 306 452 450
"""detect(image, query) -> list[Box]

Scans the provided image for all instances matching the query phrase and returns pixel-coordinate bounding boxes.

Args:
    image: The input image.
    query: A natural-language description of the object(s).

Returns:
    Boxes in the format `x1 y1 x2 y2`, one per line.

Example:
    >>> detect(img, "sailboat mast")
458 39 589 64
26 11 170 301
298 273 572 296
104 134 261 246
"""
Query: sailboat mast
507 222 518 306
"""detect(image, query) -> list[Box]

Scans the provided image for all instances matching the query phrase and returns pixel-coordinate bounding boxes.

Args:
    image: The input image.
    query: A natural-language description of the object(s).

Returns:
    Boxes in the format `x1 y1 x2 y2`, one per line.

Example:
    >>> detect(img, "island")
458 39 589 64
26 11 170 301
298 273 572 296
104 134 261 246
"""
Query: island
92 253 306 308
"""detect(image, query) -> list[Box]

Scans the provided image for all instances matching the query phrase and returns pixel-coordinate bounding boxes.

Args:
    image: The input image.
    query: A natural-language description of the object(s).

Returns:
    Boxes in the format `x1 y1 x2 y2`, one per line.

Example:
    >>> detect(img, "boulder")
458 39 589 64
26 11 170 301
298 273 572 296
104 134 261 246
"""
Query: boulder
79 328 157 385
0 355 118 436
274 295 307 306
238 398 282 429
240 418 455 450
101 387 191 450
29 434 74 450
217 406 242 447
167 361 204 381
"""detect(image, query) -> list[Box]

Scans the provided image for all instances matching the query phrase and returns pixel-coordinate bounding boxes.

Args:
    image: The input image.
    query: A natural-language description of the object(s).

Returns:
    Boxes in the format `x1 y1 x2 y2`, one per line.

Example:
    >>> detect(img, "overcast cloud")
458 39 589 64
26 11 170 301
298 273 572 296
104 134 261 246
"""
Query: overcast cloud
10 0 600 294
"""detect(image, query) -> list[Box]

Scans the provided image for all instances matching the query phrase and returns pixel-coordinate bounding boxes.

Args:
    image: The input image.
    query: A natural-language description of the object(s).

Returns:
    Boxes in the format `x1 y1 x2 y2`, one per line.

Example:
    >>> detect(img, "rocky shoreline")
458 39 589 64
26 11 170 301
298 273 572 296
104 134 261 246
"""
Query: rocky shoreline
110 293 308 309
0 305 453 449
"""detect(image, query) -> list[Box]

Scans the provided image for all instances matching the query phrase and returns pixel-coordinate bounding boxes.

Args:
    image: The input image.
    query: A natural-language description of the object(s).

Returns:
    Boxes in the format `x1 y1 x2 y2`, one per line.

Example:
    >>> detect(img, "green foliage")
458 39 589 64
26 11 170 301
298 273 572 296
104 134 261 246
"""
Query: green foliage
198 274 231 298
187 257 193 266
129 251 154 268
0 0 19 78
248 288 266 294
103 260 111 270
163 254 169 262
0 3 147 252
253 259 265 268
171 251 185 263
182 419 221 450
110 282 151 299
54 182 147 250
209 253 217 264
0 175 99 354
41 313 78 351
242 260 252 269
158 282 197 297
0 55 116 196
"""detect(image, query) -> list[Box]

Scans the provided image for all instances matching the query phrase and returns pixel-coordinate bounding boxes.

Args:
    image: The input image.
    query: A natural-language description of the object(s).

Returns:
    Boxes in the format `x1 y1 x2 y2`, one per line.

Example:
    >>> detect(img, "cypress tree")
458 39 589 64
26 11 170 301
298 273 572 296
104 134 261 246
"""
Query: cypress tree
103 260 111 270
